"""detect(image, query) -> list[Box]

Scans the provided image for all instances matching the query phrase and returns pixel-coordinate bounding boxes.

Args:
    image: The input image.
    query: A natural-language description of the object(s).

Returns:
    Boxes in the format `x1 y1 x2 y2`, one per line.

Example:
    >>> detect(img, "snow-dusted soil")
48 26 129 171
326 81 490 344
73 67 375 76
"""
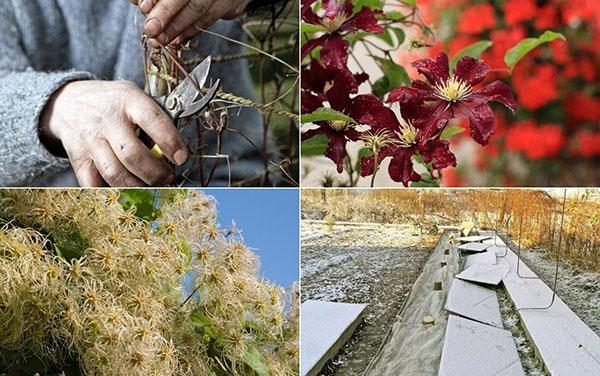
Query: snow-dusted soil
513 244 600 336
301 222 437 375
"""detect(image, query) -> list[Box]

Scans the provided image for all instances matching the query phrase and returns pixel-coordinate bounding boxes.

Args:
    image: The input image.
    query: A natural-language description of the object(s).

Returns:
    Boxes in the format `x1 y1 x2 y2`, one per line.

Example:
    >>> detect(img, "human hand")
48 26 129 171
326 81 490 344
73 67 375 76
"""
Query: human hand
129 0 250 46
39 80 189 187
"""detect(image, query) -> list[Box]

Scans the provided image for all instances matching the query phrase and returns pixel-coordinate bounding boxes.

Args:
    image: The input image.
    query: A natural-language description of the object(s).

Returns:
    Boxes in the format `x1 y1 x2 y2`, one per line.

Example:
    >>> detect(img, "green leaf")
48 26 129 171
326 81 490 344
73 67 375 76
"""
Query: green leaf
353 0 384 13
387 11 406 21
504 30 565 70
301 135 329 157
119 189 160 221
372 56 411 87
440 125 465 140
403 0 416 6
191 311 216 338
376 28 394 46
410 172 440 187
450 40 493 69
301 22 325 34
244 345 270 376
301 108 356 124
392 28 406 46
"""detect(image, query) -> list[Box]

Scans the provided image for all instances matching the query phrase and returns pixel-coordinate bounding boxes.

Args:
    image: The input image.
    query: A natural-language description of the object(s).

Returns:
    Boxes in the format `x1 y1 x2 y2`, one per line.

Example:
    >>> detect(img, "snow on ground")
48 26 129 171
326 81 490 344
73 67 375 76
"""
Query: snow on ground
301 222 437 375
516 245 600 336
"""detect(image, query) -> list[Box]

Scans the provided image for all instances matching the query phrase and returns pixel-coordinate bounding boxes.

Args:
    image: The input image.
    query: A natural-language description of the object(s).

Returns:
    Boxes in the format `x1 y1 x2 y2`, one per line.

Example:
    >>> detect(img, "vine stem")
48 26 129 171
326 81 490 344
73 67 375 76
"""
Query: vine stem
370 153 379 188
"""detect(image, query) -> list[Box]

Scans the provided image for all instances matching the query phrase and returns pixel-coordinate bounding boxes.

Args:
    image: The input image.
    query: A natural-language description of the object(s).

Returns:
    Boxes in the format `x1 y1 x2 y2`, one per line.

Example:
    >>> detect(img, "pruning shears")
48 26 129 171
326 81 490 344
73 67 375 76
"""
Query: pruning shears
144 55 221 159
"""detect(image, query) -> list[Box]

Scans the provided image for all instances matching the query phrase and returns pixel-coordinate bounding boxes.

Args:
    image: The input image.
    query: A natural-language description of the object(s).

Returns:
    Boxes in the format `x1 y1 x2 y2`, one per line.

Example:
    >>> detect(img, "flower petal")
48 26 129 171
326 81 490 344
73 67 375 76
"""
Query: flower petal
301 0 321 24
320 35 350 71
454 56 490 86
455 100 496 145
473 80 517 112
351 94 400 131
388 147 421 186
341 7 384 33
387 86 425 103
326 69 357 112
301 60 332 93
301 124 328 141
301 35 327 60
301 90 324 114
420 140 457 169
417 102 453 142
325 132 349 173
412 53 450 84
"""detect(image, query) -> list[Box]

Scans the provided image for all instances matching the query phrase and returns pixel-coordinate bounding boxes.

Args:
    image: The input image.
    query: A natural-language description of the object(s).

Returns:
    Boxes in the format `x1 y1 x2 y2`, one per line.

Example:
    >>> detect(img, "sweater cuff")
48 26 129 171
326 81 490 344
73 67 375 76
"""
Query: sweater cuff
0 69 94 186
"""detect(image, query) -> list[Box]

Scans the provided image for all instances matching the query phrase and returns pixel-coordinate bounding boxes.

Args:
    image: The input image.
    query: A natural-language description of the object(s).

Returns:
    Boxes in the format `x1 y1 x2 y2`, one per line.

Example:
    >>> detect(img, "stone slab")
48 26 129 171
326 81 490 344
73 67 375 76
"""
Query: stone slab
501 249 600 375
456 262 510 286
464 248 497 269
439 315 524 376
301 300 367 376
445 278 502 328
456 235 491 243
458 242 491 253
485 244 508 257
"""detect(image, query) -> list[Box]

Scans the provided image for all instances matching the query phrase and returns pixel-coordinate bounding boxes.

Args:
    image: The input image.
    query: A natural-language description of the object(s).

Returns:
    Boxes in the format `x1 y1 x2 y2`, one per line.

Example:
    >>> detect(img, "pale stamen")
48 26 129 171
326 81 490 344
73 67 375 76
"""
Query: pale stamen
323 12 350 33
433 76 472 102
394 120 418 148
329 120 348 131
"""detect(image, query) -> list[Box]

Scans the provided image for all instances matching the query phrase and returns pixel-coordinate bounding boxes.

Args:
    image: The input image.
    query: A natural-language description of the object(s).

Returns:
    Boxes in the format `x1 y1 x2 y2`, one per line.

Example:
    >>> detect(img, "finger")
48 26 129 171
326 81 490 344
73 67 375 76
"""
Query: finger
71 155 103 187
171 11 221 45
138 0 157 14
125 89 189 166
155 0 215 45
92 139 146 187
105 123 175 186
144 0 190 38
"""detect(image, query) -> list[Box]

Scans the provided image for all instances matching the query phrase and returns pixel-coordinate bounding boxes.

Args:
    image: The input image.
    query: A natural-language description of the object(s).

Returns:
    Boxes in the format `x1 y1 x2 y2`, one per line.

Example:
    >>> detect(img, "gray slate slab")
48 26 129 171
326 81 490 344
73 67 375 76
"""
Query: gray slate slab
458 242 491 253
456 262 510 286
445 278 502 327
439 315 524 376
501 249 600 375
456 235 491 243
464 248 497 269
301 300 367 376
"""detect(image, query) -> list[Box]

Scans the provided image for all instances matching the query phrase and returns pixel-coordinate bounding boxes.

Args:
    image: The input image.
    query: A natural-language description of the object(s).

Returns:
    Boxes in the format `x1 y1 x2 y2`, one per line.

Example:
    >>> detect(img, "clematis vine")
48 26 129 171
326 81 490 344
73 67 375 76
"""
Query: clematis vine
301 0 383 70
388 53 516 146
360 103 457 186
301 0 522 187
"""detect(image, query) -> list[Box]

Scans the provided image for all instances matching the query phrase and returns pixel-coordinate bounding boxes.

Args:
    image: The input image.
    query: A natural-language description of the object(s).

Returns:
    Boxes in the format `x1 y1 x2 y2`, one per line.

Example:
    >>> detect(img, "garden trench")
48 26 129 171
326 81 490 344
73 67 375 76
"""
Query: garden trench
301 221 600 376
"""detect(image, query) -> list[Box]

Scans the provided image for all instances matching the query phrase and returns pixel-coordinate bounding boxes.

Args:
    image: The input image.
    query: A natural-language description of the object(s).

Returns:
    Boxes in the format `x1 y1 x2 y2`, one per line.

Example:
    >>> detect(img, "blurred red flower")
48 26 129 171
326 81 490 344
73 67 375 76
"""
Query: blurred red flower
457 3 496 35
513 64 558 110
574 131 600 157
504 0 537 26
505 121 565 159
565 93 600 124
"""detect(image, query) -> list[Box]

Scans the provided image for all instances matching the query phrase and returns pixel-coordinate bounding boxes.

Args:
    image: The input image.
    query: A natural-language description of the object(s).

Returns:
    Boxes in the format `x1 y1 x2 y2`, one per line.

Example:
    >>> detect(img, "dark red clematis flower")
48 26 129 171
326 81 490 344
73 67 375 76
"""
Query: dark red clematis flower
301 0 383 70
388 53 516 146
301 69 389 173
359 99 457 186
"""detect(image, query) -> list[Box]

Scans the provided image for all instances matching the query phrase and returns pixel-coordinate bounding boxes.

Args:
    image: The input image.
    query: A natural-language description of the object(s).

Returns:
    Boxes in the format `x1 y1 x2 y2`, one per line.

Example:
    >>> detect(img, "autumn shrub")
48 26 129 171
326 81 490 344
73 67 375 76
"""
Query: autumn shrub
0 189 298 375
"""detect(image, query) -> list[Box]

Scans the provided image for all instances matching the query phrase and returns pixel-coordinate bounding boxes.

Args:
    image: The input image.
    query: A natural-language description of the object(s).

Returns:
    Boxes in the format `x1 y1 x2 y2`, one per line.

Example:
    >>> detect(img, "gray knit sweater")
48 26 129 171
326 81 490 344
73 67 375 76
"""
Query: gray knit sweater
0 0 263 187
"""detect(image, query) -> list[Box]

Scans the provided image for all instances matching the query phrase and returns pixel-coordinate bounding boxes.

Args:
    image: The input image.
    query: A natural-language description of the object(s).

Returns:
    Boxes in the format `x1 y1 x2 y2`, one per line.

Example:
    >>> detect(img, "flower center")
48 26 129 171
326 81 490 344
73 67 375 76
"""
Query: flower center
329 120 348 131
323 12 350 33
433 76 472 102
361 129 394 153
394 121 417 148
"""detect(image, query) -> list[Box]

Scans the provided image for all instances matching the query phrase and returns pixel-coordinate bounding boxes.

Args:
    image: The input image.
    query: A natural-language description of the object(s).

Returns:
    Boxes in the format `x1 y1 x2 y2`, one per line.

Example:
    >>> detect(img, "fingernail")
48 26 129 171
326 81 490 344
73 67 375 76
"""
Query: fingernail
145 18 162 37
173 148 189 166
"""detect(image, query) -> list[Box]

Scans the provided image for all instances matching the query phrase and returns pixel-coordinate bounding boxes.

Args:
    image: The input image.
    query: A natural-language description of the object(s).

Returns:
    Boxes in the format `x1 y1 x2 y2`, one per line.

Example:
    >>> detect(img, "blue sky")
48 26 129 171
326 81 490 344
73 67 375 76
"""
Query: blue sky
201 189 299 288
